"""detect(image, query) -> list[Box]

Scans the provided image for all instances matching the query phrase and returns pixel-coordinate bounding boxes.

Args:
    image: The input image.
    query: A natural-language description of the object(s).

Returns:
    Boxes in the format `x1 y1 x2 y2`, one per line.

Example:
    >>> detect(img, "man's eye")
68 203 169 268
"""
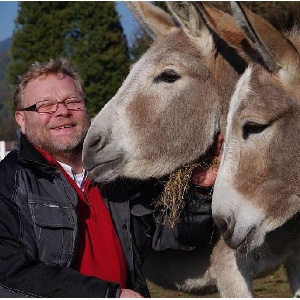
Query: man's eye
154 69 181 83
39 102 54 109
66 100 78 105
242 122 269 139
65 97 79 104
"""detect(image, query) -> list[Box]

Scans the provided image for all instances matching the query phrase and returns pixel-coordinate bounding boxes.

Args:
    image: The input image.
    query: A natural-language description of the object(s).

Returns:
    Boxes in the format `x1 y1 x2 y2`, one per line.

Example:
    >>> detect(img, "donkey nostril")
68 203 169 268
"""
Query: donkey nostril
88 133 109 153
90 137 101 149
214 215 235 241
214 216 228 233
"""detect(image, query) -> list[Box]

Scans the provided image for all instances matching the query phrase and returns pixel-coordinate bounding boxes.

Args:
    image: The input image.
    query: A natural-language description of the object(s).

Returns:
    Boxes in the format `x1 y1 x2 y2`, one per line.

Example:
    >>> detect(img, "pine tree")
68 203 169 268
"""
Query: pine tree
9 2 130 116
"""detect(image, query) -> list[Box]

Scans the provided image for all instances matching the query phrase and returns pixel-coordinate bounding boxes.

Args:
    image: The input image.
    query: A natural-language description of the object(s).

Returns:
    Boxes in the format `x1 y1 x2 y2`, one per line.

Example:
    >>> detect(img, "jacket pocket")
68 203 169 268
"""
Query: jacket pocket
29 200 76 267
30 202 75 228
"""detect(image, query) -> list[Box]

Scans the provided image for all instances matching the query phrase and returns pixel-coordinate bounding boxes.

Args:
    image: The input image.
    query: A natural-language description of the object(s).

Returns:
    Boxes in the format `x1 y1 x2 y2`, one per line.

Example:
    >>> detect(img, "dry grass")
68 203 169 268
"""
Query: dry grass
156 157 220 227
156 162 198 227
147 266 292 297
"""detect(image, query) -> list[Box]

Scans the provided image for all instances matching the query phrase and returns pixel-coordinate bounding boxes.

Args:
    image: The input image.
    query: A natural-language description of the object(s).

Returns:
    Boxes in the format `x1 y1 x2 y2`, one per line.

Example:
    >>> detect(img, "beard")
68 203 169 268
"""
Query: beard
26 113 91 163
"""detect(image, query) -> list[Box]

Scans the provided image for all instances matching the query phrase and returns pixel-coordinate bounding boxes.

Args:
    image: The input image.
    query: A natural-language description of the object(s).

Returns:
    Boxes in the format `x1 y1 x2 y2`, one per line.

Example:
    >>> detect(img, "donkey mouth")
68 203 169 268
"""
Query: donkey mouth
85 156 123 171
85 156 124 182
236 228 257 255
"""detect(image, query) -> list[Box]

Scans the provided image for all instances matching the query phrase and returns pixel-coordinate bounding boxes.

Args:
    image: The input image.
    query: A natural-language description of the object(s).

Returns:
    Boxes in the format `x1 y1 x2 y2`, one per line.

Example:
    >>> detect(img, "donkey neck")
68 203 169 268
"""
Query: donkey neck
214 50 247 134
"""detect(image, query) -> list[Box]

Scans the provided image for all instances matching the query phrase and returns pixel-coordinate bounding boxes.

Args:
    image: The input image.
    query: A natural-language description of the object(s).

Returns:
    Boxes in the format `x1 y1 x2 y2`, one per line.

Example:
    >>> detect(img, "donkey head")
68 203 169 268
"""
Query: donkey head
213 2 300 253
83 2 250 182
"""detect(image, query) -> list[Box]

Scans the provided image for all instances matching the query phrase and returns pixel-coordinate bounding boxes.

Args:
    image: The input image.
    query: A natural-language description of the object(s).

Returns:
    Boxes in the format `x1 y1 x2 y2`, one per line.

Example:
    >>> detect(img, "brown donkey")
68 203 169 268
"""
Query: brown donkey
213 2 300 297
83 1 250 182
82 1 289 297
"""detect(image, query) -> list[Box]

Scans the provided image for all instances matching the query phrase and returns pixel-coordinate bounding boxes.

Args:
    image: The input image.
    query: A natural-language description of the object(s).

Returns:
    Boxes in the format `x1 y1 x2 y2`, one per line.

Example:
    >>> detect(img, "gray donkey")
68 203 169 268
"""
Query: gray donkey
83 2 296 297
213 2 300 297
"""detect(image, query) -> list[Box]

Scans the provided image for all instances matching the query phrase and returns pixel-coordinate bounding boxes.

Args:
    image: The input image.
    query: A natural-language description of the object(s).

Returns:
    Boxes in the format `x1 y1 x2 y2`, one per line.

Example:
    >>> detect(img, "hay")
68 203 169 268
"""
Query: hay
156 156 220 227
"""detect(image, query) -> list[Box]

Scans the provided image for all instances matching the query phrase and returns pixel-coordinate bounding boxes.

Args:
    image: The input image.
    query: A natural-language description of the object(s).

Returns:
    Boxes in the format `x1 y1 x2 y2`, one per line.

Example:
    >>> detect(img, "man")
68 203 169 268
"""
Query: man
1 57 142 297
0 57 216 297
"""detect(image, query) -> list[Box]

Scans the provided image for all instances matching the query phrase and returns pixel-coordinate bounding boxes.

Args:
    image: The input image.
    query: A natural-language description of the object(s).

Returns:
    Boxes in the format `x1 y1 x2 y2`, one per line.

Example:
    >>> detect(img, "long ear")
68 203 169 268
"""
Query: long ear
125 1 176 39
167 2 211 39
167 2 255 61
194 2 250 52
231 1 300 82
166 1 215 56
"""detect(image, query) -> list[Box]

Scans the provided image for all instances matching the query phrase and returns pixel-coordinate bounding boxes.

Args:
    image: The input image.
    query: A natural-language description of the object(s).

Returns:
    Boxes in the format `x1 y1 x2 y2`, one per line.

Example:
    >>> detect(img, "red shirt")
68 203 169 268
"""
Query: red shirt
36 147 128 288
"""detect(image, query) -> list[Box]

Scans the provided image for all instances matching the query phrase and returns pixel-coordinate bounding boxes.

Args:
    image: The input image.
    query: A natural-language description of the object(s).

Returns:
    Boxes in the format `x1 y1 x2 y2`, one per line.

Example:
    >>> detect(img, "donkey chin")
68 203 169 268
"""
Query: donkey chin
229 225 267 255
215 204 299 255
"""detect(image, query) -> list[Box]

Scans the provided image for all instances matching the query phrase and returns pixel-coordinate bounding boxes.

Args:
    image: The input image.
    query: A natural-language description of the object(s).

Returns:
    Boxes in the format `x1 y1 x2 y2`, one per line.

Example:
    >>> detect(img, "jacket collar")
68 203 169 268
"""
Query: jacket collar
16 130 56 169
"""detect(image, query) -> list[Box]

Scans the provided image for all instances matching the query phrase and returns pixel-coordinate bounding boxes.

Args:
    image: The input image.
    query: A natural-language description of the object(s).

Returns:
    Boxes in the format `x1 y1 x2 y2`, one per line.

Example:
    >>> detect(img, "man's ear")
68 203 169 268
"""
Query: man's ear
15 111 26 134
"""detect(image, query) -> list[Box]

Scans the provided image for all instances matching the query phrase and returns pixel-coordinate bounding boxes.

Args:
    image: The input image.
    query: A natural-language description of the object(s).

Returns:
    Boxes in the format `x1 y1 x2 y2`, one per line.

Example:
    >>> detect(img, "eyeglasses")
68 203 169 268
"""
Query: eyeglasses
20 97 86 114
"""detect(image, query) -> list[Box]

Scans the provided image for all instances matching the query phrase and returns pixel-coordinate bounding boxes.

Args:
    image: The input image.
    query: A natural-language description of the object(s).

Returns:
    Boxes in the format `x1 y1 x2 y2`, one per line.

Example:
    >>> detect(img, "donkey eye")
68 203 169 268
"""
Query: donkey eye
242 122 268 139
154 69 181 84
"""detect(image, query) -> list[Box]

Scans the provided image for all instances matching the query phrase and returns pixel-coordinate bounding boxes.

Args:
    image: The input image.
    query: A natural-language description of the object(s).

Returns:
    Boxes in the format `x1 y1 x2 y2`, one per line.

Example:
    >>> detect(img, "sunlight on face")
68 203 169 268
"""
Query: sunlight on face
17 74 91 156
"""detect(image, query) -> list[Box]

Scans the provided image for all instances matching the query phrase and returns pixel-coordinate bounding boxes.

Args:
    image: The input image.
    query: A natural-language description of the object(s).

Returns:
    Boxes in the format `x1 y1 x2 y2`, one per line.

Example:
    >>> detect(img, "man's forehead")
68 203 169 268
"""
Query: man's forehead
23 74 76 102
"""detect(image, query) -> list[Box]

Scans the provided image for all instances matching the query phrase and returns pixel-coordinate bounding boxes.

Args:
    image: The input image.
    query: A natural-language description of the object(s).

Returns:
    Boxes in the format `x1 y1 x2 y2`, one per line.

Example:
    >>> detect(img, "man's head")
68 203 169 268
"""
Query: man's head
14 58 91 162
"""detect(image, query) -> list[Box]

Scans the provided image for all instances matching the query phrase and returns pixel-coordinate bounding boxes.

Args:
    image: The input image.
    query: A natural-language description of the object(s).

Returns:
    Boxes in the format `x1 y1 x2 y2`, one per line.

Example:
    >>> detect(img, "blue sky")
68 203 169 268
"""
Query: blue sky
0 1 18 41
0 1 139 45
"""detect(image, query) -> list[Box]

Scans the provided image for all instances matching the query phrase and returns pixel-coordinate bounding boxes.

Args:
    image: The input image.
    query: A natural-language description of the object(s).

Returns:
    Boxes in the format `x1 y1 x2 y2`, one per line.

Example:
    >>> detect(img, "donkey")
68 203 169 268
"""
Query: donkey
83 1 253 296
82 1 286 297
83 1 251 182
212 2 300 297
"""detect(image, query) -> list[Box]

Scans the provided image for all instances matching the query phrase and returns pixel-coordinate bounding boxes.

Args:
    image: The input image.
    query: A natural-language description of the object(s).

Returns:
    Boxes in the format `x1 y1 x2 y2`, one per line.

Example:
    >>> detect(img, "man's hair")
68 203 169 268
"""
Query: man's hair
14 57 87 111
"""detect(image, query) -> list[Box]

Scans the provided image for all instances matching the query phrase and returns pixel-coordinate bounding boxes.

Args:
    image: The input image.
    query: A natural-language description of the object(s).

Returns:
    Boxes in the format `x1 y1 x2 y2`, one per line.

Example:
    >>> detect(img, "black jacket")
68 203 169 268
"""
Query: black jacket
0 132 213 297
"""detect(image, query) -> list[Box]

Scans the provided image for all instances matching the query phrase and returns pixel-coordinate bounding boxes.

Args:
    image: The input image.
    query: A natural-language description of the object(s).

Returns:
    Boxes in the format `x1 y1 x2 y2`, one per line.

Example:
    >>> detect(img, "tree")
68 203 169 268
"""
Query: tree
0 39 13 118
9 2 130 116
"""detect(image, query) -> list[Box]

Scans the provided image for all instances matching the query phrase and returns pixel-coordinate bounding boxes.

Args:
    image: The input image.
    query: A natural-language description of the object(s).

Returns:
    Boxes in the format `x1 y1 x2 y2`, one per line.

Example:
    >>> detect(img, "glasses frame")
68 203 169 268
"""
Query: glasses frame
20 97 86 114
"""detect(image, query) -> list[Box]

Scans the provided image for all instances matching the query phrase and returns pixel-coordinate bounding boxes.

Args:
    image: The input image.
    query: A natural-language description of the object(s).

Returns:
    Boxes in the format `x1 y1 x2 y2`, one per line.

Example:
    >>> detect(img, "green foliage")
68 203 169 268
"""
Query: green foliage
9 1 130 117
0 38 16 140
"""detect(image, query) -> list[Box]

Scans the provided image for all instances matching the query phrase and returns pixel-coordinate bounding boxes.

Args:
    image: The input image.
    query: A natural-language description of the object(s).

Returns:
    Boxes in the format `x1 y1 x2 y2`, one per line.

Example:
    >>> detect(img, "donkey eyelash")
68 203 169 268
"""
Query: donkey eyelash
153 69 181 84
242 122 269 139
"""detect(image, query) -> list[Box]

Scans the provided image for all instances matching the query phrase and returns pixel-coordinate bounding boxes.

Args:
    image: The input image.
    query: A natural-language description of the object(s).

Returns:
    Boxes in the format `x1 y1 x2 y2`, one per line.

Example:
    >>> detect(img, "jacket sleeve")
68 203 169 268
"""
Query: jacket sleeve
0 155 121 298
128 179 214 252
0 195 122 298
152 189 214 251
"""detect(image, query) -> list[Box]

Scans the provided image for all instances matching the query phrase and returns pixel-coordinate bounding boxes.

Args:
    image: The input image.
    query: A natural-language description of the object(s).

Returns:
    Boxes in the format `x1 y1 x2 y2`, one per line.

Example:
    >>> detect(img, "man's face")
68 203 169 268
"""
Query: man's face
15 74 91 157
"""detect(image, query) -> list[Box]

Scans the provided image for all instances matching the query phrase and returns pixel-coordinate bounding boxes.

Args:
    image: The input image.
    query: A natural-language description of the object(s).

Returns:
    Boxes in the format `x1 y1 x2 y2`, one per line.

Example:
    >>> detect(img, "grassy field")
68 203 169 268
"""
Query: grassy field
147 266 292 297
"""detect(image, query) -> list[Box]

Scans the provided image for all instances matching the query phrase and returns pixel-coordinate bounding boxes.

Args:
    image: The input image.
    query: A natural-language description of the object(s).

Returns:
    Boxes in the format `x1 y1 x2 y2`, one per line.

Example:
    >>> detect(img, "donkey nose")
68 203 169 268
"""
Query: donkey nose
83 133 108 169
88 135 103 152
214 215 235 242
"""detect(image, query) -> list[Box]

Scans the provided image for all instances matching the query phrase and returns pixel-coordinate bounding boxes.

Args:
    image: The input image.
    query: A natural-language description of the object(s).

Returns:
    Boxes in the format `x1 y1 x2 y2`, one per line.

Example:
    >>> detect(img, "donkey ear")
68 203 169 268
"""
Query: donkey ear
195 2 249 50
167 2 253 59
167 2 210 38
231 1 299 82
125 1 176 39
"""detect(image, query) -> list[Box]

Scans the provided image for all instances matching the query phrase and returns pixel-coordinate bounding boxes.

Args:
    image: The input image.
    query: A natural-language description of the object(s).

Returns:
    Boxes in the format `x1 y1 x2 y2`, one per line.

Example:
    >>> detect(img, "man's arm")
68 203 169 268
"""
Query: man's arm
0 155 121 298
0 200 121 297
149 134 223 251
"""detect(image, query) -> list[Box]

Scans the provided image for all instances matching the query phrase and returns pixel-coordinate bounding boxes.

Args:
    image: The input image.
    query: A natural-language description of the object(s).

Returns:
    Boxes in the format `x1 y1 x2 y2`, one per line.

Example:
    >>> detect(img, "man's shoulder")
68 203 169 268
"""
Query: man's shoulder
0 150 19 173
0 151 22 186
0 151 20 200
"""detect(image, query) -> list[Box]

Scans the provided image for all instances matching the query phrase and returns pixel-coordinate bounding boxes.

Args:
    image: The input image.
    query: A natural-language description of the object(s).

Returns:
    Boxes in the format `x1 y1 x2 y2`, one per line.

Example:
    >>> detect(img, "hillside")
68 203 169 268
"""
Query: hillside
0 38 12 53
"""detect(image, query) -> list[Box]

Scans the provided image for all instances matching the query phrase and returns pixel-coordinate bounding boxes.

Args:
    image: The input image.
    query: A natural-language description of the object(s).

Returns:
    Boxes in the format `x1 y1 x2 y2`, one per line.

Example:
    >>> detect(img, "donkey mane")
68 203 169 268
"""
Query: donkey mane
268 2 300 32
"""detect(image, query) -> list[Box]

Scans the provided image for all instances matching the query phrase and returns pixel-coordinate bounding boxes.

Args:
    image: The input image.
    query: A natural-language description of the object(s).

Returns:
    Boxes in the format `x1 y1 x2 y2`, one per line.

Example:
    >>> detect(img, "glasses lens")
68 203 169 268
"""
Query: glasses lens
36 100 57 113
65 97 85 110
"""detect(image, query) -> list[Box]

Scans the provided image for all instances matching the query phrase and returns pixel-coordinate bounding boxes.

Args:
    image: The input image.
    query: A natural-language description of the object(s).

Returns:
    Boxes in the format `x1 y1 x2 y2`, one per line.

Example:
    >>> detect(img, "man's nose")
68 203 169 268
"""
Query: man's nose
55 101 70 115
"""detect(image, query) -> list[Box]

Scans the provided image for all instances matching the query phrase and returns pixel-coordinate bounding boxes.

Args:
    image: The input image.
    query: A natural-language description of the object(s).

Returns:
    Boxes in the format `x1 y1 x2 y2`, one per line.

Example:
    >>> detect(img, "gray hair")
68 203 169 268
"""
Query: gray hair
14 57 87 111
